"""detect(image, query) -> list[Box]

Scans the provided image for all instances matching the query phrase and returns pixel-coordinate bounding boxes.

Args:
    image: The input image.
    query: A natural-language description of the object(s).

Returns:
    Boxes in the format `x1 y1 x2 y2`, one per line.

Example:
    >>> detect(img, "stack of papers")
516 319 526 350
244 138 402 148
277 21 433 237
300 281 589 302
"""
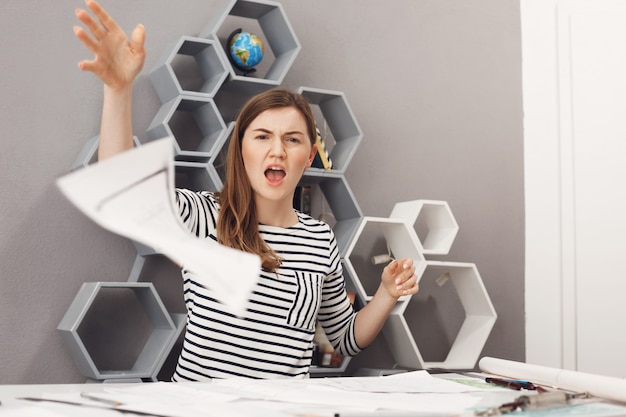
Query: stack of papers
8 371 486 416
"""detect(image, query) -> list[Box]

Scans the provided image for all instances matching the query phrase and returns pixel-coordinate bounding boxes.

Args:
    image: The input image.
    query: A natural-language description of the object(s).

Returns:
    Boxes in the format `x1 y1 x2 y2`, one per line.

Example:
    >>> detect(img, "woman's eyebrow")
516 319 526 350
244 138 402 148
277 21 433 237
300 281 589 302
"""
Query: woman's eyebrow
284 130 305 136
252 128 305 136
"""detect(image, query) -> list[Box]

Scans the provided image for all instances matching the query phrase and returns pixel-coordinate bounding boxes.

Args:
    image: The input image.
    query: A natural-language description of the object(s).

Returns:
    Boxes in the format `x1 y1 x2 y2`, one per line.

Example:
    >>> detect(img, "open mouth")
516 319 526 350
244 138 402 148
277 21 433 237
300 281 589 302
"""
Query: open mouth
265 166 286 183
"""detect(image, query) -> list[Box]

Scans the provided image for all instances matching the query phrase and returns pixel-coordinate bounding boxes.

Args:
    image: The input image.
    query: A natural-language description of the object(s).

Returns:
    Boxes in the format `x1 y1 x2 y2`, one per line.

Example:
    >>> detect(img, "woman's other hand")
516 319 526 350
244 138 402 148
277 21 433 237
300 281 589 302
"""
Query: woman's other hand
381 257 419 298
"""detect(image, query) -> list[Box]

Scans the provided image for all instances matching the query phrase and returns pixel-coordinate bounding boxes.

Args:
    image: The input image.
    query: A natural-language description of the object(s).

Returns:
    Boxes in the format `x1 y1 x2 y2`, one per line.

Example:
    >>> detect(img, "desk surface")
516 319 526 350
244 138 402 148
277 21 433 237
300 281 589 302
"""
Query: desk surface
0 373 624 417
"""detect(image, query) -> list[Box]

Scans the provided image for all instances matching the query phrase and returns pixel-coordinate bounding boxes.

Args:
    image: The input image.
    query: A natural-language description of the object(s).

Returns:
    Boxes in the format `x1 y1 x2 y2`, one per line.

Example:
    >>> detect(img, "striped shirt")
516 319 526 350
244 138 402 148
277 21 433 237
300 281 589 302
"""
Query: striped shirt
172 189 361 380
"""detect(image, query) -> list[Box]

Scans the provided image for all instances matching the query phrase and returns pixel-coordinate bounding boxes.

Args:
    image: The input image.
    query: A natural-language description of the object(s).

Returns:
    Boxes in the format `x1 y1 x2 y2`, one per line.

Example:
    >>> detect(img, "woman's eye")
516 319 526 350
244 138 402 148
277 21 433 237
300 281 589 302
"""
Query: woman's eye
287 137 300 143
257 135 268 140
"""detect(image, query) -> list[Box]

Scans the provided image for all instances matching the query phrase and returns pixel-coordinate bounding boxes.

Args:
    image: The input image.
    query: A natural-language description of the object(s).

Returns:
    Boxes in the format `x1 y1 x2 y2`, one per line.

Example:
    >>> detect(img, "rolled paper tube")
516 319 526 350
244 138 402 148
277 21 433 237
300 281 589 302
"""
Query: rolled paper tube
479 357 626 404
371 254 393 265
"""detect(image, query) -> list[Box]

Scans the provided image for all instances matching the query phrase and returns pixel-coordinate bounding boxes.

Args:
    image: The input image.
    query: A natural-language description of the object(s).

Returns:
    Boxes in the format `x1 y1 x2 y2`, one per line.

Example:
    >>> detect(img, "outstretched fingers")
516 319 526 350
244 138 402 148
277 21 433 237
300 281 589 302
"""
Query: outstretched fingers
74 6 104 42
391 258 418 296
85 0 122 37
72 0 146 88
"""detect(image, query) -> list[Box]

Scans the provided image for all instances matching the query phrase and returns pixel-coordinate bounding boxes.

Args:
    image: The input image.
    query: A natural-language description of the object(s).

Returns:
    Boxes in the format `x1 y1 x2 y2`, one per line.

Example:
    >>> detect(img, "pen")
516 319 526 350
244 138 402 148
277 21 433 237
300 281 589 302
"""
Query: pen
80 392 122 407
485 377 546 392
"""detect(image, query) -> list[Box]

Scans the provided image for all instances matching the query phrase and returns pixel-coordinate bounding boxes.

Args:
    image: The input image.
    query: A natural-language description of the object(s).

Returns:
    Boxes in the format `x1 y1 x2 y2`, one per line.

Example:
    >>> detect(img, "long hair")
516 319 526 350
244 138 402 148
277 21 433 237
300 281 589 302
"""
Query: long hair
216 88 317 272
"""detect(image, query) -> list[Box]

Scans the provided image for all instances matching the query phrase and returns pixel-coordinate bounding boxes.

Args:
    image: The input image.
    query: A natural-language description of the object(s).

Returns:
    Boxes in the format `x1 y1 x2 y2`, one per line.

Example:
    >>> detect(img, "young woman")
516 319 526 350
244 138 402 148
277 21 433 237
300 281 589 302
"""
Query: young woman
73 0 418 380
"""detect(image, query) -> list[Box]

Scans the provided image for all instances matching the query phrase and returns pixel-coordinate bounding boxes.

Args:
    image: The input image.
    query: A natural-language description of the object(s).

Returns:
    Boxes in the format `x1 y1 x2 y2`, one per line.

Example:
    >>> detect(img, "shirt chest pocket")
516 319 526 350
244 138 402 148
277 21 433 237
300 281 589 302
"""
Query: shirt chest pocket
286 271 324 331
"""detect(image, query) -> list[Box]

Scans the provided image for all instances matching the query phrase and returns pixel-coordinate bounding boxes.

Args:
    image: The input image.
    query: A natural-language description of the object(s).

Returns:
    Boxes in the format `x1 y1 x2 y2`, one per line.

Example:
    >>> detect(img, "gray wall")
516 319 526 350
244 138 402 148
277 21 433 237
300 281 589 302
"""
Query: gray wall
0 0 523 383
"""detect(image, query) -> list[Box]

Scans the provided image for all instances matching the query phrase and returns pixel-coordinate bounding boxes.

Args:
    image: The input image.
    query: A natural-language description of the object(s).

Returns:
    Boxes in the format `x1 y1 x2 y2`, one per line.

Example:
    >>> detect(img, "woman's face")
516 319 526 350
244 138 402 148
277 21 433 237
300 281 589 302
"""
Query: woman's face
241 107 316 206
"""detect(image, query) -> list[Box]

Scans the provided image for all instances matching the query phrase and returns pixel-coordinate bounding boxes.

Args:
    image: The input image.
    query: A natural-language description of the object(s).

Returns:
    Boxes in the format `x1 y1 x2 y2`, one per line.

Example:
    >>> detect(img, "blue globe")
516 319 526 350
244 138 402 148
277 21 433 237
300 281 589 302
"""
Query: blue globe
229 31 264 71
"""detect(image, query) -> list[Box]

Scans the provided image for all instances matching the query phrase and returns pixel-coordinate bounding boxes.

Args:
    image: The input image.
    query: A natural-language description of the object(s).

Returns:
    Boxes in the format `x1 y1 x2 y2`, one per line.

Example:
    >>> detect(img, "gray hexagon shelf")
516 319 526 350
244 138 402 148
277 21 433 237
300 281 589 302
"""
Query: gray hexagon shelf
208 121 233 186
298 87 363 175
385 260 497 370
174 160 222 192
150 36 229 103
146 96 227 162
343 216 427 303
298 173 362 256
70 135 141 171
57 282 178 381
146 313 187 382
390 200 459 256
200 0 301 94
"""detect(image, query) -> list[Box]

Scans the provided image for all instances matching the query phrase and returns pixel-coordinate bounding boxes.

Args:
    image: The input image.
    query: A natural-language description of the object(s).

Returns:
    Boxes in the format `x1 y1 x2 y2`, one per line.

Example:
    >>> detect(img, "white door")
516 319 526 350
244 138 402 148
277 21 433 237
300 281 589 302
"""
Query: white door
523 0 626 377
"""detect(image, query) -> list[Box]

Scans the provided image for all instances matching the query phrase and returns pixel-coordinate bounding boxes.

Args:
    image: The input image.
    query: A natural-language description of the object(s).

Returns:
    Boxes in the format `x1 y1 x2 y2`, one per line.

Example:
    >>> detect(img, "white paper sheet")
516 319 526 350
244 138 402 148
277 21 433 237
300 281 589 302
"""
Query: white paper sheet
69 378 477 416
56 138 260 316
313 370 485 393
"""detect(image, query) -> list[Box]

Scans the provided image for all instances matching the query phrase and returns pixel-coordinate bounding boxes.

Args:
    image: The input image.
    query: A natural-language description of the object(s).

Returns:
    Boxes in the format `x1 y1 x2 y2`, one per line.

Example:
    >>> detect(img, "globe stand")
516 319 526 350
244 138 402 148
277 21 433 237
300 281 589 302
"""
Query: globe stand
227 28 258 77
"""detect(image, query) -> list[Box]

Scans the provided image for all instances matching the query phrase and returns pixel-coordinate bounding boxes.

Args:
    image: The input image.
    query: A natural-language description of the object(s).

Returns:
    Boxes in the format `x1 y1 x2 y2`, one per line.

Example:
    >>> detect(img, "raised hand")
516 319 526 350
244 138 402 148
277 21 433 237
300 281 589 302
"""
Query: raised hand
74 0 146 90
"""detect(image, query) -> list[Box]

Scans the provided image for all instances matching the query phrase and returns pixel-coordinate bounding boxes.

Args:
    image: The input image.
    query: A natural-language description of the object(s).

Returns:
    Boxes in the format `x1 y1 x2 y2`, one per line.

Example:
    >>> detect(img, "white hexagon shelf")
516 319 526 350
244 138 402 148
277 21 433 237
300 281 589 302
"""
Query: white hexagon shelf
57 282 178 381
70 135 141 171
146 96 227 162
343 216 427 304
298 87 363 175
201 0 301 94
150 36 229 103
385 260 497 370
390 200 459 256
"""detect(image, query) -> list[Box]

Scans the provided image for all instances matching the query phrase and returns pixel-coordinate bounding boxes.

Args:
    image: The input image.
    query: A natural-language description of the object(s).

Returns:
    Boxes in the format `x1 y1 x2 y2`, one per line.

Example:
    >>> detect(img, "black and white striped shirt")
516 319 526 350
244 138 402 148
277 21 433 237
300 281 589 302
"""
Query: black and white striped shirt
172 189 361 380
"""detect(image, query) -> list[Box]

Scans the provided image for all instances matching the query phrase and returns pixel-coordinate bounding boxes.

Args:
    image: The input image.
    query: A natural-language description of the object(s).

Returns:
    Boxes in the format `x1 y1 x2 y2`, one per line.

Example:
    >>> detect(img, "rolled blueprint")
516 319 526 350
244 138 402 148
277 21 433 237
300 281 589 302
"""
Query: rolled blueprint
479 357 626 404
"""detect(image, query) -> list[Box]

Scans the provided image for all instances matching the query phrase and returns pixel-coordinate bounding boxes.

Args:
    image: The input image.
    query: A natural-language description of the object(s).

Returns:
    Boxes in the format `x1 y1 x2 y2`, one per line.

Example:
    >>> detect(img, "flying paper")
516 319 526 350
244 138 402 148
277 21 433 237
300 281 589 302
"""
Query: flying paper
56 138 260 315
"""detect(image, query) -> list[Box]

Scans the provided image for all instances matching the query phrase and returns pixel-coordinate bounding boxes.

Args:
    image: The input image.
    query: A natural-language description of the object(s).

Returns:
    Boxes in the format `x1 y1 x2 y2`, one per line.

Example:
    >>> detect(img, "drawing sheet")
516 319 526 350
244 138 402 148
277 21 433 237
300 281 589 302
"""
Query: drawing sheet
56 138 260 316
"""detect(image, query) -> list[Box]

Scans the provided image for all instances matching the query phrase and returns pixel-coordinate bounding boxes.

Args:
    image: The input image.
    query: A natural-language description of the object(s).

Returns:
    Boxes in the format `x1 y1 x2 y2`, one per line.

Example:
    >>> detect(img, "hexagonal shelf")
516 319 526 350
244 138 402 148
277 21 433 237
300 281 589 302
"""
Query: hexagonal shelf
208 121 233 183
297 172 362 256
146 96 227 162
200 0 301 94
150 36 229 103
384 260 497 370
174 160 222 192
147 313 187 381
390 200 459 256
343 216 427 303
57 282 178 381
298 87 363 175
70 135 141 171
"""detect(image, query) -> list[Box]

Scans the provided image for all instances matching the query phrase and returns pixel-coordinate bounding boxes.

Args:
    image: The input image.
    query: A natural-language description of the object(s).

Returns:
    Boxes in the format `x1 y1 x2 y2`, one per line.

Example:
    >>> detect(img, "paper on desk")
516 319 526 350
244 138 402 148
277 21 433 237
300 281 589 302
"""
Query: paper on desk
315 370 484 393
56 138 260 316
210 377 480 415
67 379 478 416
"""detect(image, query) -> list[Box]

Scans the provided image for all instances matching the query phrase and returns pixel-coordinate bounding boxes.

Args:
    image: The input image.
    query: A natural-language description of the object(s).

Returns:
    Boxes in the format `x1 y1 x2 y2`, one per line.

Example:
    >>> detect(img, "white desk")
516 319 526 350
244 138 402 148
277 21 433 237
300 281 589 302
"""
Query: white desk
0 373 624 417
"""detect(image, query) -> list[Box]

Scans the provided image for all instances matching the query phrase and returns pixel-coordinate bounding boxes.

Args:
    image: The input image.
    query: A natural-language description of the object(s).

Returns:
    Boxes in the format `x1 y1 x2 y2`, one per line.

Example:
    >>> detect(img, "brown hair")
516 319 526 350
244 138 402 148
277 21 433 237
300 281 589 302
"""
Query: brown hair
216 88 317 272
